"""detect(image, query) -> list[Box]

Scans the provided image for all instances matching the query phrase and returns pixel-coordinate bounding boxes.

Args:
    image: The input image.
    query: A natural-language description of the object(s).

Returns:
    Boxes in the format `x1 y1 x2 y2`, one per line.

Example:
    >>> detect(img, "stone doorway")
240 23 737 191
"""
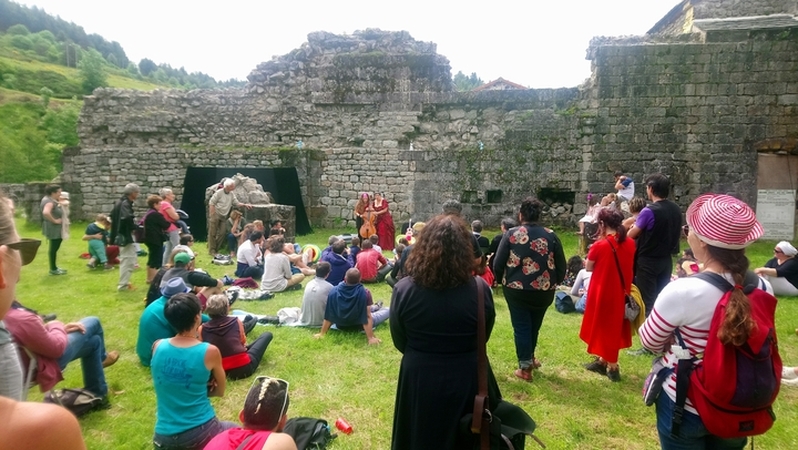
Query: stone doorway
181 167 312 241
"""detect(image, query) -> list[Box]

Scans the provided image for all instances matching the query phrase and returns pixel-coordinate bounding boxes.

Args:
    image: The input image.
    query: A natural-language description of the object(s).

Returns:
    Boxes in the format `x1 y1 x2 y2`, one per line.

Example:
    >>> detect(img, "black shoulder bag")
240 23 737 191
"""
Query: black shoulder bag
608 238 640 322
461 278 544 449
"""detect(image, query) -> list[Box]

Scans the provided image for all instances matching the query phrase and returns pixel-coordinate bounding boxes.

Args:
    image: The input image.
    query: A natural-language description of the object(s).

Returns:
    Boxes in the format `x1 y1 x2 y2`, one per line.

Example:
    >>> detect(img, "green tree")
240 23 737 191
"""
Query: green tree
453 71 484 92
9 34 33 50
126 62 139 77
41 102 80 147
138 58 157 76
78 48 107 94
7 24 30 36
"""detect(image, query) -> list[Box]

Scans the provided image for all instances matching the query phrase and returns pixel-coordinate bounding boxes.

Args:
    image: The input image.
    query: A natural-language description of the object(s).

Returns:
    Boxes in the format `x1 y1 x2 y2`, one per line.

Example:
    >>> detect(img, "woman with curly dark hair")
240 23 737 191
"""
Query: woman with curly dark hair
493 197 566 381
579 208 635 381
390 214 500 450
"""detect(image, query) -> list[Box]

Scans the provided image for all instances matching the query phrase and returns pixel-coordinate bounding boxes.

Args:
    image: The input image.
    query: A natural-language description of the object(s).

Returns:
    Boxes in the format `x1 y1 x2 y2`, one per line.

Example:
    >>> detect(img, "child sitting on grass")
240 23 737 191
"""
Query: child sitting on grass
83 213 114 269
204 376 298 450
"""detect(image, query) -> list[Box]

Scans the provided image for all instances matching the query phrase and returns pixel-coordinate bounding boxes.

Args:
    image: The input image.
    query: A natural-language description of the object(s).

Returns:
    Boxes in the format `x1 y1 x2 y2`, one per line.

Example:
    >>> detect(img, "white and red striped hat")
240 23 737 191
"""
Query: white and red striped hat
686 194 763 250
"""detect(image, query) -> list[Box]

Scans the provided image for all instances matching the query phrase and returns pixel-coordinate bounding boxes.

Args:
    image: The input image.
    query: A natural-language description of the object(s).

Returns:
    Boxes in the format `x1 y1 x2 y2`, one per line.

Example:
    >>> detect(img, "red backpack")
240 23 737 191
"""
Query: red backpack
673 272 782 439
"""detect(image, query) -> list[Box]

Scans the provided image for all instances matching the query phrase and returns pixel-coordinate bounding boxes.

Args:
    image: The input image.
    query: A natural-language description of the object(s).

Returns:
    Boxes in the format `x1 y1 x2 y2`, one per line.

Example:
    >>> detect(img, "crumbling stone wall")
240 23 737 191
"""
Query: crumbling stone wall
65 21 798 229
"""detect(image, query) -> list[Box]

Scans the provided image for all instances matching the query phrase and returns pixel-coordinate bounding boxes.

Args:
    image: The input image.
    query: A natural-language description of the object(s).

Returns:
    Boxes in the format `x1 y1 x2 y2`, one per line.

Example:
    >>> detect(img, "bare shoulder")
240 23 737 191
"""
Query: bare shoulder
0 400 86 450
262 432 298 450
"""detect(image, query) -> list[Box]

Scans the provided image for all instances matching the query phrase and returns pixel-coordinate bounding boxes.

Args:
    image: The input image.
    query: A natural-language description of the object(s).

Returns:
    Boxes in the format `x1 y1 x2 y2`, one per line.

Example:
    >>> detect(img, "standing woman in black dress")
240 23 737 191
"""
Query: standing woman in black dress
390 214 500 450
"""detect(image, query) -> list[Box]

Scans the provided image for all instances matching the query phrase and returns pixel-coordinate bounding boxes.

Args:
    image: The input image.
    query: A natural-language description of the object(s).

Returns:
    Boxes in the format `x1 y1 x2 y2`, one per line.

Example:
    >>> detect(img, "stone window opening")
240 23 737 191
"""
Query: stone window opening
485 190 503 204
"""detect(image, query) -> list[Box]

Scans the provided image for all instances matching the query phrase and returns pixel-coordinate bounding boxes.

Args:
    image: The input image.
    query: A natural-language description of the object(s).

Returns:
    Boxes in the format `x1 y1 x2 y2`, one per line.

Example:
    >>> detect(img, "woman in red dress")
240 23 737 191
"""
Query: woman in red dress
372 193 395 251
579 208 635 382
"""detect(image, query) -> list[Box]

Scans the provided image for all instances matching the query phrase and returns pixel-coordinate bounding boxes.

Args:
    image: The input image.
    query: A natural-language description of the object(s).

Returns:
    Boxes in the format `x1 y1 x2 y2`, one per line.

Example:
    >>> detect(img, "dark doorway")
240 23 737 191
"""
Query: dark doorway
181 167 313 241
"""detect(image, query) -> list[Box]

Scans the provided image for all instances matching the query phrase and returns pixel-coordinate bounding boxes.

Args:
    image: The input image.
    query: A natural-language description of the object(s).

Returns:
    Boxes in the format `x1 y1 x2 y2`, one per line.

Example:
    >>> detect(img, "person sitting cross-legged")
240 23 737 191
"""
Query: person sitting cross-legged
314 268 388 345
355 240 389 283
293 262 333 327
4 301 119 403
200 294 273 380
203 375 298 450
261 237 305 293
236 231 265 280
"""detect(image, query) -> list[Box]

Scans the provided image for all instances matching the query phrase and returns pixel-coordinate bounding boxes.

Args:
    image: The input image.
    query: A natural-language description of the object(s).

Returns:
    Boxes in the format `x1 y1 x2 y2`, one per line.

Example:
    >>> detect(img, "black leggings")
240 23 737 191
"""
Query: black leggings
48 238 62 271
226 331 274 380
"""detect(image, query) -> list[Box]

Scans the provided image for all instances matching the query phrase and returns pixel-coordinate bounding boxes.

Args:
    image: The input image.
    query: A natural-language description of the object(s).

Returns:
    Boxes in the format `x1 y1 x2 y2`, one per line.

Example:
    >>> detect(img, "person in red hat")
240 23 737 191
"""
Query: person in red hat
638 193 773 450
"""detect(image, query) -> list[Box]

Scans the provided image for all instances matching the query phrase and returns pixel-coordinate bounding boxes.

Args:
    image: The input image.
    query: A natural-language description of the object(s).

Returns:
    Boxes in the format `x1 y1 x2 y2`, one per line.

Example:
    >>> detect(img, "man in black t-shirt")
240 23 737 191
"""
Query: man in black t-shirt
627 174 682 316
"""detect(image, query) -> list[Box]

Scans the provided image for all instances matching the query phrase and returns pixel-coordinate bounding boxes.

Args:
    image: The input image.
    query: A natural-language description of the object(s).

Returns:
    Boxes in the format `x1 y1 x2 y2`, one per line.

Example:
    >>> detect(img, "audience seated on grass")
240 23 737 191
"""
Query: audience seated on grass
146 248 190 307
355 240 390 283
321 239 351 286
160 252 225 309
314 268 388 345
204 376 298 450
754 241 798 296
82 213 116 270
236 231 265 279
5 301 119 403
200 294 273 380
137 278 209 367
261 237 305 293
151 293 235 450
174 234 196 259
279 262 333 327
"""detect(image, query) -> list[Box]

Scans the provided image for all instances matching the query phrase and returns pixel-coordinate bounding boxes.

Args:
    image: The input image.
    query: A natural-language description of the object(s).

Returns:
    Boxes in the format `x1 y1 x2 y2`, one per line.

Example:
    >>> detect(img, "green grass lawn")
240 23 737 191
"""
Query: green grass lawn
13 219 798 449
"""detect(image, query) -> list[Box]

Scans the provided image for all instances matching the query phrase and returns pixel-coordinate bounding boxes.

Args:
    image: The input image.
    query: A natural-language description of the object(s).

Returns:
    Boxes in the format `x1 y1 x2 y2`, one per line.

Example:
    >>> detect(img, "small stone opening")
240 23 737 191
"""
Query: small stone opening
485 190 503 204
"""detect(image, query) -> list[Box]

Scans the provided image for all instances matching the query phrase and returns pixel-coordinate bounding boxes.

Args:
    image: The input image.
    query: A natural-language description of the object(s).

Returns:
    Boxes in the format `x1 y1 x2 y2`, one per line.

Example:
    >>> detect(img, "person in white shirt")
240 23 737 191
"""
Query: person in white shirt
638 193 771 450
613 171 635 201
236 232 264 279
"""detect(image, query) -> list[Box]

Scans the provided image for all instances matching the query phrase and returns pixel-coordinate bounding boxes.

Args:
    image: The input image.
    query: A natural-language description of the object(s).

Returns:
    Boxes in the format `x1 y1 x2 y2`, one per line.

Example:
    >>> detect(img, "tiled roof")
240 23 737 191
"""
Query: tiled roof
472 77 527 92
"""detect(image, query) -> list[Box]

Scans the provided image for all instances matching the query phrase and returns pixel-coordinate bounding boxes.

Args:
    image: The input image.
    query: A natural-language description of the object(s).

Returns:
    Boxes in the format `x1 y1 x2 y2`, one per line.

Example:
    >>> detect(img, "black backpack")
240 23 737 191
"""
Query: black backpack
283 417 336 450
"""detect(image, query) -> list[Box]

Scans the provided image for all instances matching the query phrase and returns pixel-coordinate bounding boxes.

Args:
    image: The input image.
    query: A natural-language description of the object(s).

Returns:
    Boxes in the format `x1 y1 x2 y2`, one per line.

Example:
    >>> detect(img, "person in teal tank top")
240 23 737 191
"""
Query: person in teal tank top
151 293 235 450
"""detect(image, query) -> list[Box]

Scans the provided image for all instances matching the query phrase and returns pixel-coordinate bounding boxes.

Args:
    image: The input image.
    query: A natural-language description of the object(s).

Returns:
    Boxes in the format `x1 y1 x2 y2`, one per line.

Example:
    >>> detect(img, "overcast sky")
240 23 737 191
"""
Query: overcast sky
18 0 680 88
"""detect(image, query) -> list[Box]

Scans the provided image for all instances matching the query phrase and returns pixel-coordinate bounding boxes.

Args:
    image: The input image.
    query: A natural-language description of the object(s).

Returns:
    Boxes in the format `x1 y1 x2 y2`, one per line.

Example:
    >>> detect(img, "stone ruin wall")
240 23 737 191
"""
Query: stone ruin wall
62 22 798 229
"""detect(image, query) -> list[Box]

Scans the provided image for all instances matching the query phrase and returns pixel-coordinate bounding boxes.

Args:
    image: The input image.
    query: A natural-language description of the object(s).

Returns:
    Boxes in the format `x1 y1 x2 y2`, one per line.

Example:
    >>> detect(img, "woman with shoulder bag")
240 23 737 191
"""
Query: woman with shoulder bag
579 208 635 381
390 214 501 450
639 194 770 449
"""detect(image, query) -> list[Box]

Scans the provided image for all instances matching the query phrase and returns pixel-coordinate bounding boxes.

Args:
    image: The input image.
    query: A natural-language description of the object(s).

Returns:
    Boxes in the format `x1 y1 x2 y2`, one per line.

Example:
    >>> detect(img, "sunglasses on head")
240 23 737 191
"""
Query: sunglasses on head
682 224 690 238
6 239 42 266
251 376 290 419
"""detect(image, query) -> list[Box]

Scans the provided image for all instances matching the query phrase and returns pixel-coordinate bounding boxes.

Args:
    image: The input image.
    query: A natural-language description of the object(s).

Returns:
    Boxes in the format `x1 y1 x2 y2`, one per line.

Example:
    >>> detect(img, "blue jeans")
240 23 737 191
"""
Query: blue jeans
503 288 554 369
153 417 237 450
575 293 587 313
331 307 390 330
656 393 747 450
56 317 108 397
226 233 238 254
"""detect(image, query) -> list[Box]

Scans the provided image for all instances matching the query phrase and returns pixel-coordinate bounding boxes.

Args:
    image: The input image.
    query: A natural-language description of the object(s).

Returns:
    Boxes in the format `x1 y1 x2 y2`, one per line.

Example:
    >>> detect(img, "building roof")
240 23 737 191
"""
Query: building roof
472 77 528 92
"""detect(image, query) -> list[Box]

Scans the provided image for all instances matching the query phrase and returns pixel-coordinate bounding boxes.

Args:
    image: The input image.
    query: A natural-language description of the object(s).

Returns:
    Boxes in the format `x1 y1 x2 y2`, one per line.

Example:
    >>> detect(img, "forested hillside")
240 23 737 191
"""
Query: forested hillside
0 0 245 183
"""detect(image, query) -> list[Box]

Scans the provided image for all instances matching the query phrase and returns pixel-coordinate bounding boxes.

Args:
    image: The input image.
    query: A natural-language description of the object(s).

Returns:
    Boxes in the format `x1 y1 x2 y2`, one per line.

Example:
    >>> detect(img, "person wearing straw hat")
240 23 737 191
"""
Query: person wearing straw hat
754 241 798 296
638 194 774 449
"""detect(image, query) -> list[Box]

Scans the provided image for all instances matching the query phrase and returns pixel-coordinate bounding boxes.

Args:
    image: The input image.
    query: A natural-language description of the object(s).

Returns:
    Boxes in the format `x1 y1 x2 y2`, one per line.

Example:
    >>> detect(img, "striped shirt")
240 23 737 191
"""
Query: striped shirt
638 273 772 415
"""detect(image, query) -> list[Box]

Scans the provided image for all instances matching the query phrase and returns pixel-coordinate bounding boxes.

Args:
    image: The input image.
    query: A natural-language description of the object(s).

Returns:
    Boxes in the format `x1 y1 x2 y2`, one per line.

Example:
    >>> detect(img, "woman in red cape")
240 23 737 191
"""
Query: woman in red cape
579 208 634 381
372 193 395 251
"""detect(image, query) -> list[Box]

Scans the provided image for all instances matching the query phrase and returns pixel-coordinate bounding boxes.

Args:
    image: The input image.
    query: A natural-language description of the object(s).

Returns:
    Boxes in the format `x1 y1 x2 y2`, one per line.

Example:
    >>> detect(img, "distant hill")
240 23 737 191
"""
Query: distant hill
0 0 246 184
0 0 244 95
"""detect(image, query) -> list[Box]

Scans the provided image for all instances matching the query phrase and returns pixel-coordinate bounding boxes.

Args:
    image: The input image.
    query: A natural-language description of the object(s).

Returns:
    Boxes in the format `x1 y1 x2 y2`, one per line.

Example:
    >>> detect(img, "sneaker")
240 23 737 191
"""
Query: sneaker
57 268 67 275
49 269 64 275
781 377 798 387
87 258 97 269
221 275 234 286
584 358 607 375
782 367 798 380
103 263 115 270
225 288 239 306
102 350 120 368
117 283 136 292
607 368 621 382
627 348 654 357
286 283 302 292
257 315 280 325
137 250 148 257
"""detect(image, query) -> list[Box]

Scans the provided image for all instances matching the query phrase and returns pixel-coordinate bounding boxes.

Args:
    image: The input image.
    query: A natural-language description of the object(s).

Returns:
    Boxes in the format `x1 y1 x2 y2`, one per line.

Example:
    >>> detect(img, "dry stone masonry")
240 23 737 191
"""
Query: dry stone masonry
54 2 798 231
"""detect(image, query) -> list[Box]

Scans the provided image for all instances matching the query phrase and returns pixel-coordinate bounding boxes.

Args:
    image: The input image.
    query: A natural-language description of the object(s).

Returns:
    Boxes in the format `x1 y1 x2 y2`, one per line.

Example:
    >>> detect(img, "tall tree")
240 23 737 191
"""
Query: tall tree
78 48 107 94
